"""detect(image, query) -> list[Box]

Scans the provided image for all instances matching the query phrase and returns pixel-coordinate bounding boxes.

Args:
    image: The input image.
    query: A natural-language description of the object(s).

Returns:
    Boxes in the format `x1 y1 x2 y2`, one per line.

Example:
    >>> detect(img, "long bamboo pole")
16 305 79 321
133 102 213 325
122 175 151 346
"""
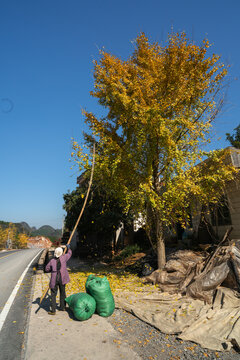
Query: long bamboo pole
39 142 95 305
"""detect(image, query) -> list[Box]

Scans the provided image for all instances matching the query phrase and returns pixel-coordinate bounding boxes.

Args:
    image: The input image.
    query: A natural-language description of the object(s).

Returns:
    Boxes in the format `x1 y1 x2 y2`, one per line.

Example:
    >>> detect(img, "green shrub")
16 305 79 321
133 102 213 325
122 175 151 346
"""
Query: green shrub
115 244 141 260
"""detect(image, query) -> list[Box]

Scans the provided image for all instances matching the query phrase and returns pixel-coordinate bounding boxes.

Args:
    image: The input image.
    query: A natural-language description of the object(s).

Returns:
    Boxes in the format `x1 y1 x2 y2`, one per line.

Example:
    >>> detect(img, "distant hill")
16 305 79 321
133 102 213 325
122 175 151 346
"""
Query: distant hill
0 220 33 234
31 225 62 240
0 221 61 240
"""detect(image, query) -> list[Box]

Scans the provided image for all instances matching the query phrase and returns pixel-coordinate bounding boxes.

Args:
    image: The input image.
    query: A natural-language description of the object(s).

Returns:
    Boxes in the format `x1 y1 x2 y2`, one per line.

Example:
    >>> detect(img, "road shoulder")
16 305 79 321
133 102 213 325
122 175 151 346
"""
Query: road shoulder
25 272 140 360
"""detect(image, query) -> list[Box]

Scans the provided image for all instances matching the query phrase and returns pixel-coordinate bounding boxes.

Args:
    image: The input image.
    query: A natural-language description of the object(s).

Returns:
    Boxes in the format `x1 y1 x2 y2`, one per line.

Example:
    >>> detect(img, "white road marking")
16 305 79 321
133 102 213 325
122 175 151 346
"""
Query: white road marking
0 249 43 332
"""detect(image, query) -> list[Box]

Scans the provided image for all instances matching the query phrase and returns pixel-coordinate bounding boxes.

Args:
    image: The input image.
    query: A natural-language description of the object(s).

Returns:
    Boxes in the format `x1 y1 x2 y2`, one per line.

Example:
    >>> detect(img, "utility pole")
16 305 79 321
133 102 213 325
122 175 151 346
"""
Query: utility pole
62 216 65 236
6 230 12 249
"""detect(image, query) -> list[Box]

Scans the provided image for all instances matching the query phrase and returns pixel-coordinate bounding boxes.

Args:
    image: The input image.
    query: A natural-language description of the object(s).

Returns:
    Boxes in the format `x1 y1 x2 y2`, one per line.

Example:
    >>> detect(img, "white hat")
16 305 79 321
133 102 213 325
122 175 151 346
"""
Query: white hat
54 247 63 258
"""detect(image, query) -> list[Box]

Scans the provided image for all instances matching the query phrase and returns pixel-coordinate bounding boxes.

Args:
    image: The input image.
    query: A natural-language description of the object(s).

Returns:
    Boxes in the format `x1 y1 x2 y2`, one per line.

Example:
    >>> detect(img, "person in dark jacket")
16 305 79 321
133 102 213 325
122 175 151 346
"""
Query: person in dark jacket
45 244 72 315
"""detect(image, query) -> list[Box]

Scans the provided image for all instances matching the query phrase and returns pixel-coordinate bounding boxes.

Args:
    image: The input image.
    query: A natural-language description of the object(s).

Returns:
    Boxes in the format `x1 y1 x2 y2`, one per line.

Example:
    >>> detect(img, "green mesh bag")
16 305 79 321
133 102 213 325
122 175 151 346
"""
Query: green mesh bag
85 275 115 317
65 292 96 321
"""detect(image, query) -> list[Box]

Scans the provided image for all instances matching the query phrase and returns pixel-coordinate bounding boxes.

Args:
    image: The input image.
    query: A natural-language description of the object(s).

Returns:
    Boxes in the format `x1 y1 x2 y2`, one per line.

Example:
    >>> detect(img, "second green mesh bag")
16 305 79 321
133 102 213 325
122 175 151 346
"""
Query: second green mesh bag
65 292 96 321
85 274 115 317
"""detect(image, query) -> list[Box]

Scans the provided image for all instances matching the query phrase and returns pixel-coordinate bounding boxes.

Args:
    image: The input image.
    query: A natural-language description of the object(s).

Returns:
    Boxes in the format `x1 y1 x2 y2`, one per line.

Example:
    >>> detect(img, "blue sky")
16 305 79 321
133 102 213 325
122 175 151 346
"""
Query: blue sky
0 0 239 229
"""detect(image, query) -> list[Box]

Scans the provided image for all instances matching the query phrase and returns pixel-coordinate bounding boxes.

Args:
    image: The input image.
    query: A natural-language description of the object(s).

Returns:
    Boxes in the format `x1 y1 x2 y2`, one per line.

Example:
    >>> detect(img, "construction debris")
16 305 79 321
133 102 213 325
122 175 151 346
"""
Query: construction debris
27 236 52 248
144 229 240 304
112 229 240 351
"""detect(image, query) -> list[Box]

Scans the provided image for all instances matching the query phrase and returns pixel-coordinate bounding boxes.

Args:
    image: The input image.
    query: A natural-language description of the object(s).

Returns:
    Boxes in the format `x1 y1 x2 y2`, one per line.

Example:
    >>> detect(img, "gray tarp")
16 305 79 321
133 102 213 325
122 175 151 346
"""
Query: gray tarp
115 287 240 351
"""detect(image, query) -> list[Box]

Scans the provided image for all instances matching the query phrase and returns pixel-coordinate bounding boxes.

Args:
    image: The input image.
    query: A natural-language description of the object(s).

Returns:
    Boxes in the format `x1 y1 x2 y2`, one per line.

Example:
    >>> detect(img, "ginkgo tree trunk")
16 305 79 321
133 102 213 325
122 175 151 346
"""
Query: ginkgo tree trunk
73 32 236 269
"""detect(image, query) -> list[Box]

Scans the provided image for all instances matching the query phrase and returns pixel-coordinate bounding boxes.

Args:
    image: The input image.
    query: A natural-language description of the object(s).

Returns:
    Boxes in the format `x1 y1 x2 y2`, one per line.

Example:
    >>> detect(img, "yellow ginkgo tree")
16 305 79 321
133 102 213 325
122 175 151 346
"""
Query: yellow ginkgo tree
0 226 8 249
73 32 236 269
0 223 29 249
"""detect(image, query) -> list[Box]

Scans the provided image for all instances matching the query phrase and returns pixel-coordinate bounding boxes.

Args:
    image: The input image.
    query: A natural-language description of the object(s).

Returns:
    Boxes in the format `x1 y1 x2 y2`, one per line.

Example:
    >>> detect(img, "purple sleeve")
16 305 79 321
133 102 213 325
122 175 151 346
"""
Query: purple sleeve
45 260 52 272
64 248 72 262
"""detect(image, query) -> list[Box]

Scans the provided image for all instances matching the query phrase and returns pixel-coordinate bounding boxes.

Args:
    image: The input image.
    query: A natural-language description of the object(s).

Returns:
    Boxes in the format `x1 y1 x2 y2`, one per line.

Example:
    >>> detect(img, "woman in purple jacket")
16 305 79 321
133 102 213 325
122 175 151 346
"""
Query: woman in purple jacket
45 244 72 315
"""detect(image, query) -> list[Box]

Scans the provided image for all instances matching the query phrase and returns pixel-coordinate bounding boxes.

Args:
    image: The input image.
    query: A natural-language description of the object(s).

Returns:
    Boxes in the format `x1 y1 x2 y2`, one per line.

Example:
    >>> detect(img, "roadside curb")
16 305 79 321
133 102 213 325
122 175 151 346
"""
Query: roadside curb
36 249 48 274
22 263 38 360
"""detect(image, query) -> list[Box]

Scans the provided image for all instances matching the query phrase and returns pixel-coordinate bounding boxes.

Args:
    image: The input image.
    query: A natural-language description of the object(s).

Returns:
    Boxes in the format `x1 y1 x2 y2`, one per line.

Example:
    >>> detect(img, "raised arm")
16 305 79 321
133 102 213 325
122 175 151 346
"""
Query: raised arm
64 245 72 261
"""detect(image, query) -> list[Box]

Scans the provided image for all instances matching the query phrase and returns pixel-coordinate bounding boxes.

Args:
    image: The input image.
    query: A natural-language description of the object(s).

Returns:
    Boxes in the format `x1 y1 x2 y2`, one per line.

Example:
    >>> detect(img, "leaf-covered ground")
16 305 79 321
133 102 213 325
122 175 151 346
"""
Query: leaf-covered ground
37 254 239 359
65 258 154 297
63 256 239 359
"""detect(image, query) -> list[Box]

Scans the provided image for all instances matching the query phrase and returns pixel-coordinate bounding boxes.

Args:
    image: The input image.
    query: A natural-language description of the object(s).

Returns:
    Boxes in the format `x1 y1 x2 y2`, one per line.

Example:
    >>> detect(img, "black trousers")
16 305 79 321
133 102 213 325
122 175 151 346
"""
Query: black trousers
50 274 66 312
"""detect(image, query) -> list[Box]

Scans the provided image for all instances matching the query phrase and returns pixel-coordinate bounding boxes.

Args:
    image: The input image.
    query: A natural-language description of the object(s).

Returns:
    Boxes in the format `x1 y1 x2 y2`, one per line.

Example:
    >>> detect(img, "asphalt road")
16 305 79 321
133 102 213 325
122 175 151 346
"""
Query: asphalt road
0 249 42 360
